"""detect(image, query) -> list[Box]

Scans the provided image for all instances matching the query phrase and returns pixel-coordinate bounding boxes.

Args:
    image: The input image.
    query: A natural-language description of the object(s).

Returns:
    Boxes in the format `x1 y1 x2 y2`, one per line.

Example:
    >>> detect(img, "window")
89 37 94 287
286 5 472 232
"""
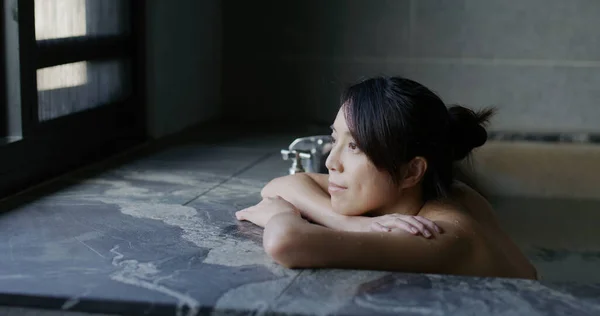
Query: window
34 0 132 121
37 59 132 121
0 0 146 198
35 0 130 40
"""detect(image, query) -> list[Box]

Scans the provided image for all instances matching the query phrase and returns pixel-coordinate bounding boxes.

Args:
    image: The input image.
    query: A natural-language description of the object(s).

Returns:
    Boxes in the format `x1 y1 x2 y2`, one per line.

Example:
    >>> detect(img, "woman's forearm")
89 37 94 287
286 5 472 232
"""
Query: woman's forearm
261 174 343 227
261 174 367 232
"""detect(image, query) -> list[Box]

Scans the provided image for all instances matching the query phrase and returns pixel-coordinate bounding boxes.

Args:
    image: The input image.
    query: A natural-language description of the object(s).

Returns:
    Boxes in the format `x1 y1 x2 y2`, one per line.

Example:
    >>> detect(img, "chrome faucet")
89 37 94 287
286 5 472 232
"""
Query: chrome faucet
281 135 332 174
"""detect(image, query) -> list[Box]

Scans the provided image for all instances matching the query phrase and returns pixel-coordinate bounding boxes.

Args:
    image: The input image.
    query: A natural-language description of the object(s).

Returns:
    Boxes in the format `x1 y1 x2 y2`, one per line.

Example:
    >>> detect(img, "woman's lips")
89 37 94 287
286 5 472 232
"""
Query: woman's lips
328 182 347 194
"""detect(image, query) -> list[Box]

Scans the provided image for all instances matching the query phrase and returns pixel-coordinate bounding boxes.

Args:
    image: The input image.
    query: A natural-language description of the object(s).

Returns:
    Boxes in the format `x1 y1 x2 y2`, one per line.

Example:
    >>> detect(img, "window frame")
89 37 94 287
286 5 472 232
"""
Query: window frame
0 0 6 138
0 0 147 198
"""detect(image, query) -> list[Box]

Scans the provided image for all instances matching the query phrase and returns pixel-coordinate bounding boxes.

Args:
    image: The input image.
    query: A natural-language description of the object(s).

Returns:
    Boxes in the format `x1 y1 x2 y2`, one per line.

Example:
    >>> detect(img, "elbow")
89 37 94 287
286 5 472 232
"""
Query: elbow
263 218 304 268
261 176 285 198
264 238 297 269
260 174 307 198
260 179 275 198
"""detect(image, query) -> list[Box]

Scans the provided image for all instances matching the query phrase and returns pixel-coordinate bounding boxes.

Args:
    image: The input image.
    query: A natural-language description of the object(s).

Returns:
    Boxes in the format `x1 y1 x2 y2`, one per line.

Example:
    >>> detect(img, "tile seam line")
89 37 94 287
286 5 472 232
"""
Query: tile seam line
182 152 275 206
262 270 307 315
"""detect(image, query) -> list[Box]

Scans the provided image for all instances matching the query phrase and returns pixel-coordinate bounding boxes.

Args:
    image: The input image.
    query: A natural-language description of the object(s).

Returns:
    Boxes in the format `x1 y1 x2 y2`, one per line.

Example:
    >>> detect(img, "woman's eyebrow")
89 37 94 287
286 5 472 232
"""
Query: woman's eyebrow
330 125 351 135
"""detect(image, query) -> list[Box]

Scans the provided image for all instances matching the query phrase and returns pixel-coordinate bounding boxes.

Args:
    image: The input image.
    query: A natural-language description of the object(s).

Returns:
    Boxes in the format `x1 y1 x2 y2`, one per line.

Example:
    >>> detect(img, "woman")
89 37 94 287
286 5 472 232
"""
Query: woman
236 76 537 280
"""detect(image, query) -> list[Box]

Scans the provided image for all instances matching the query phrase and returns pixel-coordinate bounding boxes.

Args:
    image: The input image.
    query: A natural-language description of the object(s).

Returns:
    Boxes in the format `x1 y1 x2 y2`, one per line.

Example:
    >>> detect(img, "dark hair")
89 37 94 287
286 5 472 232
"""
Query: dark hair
341 76 494 201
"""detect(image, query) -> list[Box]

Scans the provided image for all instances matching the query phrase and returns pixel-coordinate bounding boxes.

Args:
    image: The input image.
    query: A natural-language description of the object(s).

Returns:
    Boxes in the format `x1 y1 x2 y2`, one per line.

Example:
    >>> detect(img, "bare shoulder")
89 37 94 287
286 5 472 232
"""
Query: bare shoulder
450 181 502 227
418 199 507 277
423 183 537 279
451 181 491 207
420 198 482 241
418 181 499 230
418 184 496 246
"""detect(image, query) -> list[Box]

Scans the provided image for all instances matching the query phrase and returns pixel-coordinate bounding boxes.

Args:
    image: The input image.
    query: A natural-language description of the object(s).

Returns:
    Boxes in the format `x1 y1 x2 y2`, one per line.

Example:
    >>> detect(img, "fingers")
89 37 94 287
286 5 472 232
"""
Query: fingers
413 216 443 234
235 206 253 221
235 210 246 220
372 215 443 238
235 199 267 221
373 219 420 235
400 217 433 238
371 222 392 232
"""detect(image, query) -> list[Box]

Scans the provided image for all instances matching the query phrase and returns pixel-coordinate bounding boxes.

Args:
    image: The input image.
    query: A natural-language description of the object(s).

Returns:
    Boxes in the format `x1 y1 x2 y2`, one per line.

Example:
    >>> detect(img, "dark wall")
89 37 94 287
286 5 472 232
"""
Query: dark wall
223 0 600 132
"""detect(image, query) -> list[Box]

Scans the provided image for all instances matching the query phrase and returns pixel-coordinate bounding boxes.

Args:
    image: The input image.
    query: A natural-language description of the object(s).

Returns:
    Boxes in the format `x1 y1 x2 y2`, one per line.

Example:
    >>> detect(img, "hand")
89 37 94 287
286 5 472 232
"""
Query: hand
235 196 301 228
370 214 443 238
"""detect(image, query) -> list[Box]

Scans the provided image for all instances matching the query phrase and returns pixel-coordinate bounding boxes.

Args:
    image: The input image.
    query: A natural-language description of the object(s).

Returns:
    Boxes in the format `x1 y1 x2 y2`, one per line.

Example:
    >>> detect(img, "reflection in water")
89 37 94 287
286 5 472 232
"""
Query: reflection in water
491 197 600 283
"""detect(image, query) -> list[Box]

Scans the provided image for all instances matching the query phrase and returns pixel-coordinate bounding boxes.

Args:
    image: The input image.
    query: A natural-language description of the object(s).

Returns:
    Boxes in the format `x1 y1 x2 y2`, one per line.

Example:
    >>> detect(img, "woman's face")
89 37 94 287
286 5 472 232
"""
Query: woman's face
326 108 400 216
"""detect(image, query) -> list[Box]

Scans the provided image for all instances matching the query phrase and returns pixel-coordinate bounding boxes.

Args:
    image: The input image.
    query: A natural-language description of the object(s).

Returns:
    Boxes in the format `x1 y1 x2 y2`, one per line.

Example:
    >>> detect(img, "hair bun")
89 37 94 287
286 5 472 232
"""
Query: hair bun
448 105 495 161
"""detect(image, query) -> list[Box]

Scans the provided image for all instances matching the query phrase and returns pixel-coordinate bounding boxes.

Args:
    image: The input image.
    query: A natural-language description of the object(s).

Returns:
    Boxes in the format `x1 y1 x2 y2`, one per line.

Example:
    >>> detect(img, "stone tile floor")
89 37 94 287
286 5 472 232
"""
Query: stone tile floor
0 133 598 315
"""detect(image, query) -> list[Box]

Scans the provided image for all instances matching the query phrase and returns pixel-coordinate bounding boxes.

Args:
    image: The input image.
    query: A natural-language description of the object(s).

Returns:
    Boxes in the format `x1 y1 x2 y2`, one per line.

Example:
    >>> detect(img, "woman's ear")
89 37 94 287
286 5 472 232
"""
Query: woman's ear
401 157 428 189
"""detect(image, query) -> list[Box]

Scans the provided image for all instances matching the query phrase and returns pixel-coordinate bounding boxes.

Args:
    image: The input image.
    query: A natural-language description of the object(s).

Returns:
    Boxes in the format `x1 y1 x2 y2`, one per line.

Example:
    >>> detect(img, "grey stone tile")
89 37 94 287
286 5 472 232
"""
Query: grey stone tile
204 179 262 207
338 274 600 316
272 271 600 316
412 0 600 60
129 145 271 178
193 134 298 152
234 153 292 186
48 169 225 205
185 178 301 271
5 136 600 315
184 179 264 253
487 131 594 143
0 307 118 316
210 275 299 315
268 270 388 315
0 190 297 315
0 200 193 306
44 144 282 205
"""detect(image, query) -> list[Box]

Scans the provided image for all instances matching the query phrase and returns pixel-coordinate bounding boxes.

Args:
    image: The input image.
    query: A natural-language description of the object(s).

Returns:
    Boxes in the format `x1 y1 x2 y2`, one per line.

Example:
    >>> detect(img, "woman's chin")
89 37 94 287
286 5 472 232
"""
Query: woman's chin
331 202 365 217
330 202 346 215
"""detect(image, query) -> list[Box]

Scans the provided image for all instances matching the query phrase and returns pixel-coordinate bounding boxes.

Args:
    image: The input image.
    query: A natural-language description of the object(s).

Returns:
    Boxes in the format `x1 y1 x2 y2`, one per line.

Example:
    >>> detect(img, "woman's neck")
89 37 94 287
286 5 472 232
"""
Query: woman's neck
370 186 424 217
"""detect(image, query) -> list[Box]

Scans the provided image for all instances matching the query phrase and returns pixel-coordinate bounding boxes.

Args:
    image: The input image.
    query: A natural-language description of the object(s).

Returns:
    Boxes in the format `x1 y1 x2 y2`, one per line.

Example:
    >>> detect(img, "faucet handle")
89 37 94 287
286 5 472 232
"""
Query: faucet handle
292 152 305 173
281 149 311 174
280 149 312 161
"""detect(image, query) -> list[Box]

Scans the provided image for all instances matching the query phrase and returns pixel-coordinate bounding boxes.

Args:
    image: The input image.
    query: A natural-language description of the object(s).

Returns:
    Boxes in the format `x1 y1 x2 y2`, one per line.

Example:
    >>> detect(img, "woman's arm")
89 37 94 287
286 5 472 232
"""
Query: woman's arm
261 173 368 231
260 173 441 235
263 212 473 274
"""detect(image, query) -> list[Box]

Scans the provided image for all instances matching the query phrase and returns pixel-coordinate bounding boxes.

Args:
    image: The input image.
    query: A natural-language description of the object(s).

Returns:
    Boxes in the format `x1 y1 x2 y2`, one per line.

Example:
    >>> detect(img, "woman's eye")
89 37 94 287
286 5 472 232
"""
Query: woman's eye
349 142 359 151
331 136 336 144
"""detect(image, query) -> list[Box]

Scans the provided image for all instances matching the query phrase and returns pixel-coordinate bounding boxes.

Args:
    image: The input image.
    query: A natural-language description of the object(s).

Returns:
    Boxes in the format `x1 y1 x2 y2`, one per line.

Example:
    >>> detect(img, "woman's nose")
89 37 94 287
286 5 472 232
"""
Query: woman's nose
325 147 343 173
